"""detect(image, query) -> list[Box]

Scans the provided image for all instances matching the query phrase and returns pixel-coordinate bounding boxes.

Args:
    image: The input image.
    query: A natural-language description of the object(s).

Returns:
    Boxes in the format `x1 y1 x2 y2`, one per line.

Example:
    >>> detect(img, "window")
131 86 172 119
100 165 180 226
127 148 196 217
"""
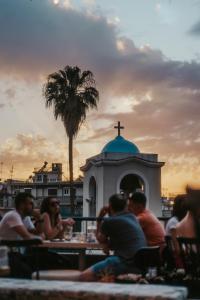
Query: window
37 175 42 182
48 188 57 196
63 188 69 195
49 178 57 182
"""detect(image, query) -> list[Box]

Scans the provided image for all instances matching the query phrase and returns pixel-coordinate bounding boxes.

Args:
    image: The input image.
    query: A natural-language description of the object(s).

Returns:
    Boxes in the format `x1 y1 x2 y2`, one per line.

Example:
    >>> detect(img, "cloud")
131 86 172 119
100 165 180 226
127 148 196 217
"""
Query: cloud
0 134 80 180
188 20 200 35
0 0 200 93
0 0 200 192
5 88 16 99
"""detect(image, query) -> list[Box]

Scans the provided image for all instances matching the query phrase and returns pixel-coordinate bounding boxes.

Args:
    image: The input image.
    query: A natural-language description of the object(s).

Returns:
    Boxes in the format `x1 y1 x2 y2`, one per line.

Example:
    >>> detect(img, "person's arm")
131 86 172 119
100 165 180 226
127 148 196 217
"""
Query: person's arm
42 213 62 240
62 218 75 227
96 207 110 255
31 209 44 234
12 225 38 240
96 206 109 243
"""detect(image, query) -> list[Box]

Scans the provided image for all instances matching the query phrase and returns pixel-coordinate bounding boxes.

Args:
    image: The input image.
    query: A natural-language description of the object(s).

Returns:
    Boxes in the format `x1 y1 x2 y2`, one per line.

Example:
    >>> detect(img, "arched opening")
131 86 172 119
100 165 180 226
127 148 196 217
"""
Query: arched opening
120 174 144 197
88 176 97 217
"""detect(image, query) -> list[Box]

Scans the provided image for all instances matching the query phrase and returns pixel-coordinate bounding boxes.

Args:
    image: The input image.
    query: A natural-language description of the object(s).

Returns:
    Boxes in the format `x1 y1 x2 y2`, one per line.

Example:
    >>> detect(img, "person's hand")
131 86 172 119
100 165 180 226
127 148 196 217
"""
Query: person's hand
39 233 45 240
32 209 41 221
98 206 109 218
56 220 64 232
62 218 75 226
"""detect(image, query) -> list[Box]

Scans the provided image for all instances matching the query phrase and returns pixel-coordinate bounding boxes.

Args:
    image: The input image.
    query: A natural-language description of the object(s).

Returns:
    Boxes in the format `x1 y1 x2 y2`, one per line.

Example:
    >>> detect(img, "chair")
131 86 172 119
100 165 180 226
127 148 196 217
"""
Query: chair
0 238 42 280
177 237 200 279
163 236 176 270
133 246 161 277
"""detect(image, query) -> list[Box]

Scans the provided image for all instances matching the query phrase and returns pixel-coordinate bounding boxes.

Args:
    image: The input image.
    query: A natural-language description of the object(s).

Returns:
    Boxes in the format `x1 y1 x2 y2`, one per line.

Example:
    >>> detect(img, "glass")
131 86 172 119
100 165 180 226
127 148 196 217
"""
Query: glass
0 246 9 276
63 225 73 241
78 232 86 243
71 232 86 243
87 222 97 243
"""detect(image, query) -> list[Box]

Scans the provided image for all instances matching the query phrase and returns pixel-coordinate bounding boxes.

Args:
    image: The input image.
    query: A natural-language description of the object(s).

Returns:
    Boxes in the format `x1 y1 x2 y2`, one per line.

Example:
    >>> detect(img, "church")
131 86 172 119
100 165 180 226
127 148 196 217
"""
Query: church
81 122 165 217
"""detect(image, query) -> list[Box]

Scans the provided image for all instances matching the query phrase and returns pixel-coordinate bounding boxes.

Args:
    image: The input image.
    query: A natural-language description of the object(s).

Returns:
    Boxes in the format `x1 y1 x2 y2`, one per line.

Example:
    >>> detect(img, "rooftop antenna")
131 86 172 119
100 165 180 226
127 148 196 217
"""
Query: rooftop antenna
10 165 14 180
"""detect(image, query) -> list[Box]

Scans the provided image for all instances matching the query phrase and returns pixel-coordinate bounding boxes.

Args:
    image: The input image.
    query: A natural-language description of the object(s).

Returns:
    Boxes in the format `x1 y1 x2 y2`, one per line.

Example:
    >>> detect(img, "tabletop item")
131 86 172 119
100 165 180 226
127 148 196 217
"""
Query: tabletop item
0 246 10 276
63 226 73 241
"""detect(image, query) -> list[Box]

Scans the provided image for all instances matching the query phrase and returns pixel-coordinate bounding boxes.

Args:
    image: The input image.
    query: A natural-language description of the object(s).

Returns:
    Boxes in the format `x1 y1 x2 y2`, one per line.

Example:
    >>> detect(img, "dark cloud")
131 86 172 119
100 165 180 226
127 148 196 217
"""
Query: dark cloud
0 0 200 94
188 20 200 35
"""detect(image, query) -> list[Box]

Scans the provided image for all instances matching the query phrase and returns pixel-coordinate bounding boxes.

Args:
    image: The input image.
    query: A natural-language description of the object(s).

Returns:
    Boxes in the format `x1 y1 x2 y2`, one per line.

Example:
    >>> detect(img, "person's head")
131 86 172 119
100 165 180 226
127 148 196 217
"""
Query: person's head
15 192 34 216
108 194 127 215
186 186 200 218
172 194 187 221
128 192 146 216
40 197 60 216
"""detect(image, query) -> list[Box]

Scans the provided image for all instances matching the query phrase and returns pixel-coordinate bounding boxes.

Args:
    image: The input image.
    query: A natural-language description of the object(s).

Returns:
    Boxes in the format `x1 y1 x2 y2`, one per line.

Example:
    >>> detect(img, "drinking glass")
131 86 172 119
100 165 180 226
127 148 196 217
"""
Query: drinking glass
64 226 73 241
0 246 9 276
78 232 86 243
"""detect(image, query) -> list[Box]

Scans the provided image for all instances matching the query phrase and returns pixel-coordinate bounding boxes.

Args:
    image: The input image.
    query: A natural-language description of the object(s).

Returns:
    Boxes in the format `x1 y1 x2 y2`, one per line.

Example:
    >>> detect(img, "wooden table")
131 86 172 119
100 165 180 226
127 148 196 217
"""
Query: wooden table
40 241 103 271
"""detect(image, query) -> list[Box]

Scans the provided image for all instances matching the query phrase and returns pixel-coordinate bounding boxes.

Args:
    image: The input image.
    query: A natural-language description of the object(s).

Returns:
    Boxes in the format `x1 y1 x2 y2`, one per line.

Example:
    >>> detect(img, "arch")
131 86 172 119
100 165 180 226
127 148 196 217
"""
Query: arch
116 170 150 208
88 176 97 217
120 174 144 195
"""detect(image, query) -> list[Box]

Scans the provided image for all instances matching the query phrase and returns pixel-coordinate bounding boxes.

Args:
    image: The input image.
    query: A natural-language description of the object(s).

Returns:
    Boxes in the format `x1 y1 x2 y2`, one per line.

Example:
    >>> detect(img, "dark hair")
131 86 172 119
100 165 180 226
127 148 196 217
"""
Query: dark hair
15 192 34 209
130 192 147 207
40 197 59 226
109 194 127 212
186 186 200 239
172 194 187 221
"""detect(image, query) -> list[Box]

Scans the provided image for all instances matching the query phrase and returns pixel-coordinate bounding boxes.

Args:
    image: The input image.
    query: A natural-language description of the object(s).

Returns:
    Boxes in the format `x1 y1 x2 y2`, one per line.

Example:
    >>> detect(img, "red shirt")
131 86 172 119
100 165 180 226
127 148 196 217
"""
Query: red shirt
137 209 165 247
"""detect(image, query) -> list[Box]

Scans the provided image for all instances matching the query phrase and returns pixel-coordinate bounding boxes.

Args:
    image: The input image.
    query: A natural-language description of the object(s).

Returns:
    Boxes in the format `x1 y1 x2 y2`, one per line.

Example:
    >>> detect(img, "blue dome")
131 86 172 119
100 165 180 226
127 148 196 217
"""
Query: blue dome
101 135 140 154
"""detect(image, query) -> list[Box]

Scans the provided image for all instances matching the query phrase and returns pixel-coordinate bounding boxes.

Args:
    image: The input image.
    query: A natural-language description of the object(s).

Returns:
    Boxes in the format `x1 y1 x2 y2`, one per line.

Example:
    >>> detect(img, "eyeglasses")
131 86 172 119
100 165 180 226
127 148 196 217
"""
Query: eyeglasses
50 201 60 207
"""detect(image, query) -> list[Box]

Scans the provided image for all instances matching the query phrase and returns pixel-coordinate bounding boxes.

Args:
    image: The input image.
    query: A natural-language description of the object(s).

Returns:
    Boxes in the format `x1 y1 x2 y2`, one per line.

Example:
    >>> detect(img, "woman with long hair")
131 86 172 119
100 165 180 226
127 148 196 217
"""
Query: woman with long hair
40 197 74 240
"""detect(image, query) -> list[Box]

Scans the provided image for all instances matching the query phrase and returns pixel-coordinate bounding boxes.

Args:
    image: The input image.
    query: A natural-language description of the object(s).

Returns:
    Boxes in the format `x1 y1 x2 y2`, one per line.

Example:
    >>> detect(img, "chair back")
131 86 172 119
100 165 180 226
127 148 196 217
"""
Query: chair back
0 238 42 249
0 238 42 280
134 246 161 276
177 237 200 277
163 236 176 270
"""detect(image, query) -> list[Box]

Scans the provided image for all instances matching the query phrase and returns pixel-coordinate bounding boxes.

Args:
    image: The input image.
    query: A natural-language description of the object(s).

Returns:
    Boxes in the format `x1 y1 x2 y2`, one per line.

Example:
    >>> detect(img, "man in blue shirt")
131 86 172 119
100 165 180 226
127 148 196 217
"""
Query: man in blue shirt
79 194 146 281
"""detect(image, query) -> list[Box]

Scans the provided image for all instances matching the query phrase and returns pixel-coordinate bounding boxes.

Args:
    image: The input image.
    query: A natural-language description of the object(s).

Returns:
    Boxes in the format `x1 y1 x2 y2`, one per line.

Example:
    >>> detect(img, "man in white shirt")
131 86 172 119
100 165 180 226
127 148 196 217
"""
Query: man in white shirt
0 192 40 240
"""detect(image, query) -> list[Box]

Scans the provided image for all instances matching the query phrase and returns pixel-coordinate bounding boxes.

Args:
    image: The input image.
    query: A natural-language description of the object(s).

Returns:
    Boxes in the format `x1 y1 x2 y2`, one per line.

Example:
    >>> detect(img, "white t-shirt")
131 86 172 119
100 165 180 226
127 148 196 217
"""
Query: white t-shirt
165 216 178 236
0 210 35 240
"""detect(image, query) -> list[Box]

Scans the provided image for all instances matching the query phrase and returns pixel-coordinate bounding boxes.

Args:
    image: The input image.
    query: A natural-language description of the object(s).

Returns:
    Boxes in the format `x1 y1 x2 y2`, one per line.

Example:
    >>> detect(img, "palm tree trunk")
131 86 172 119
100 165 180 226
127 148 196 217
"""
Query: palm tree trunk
69 135 75 215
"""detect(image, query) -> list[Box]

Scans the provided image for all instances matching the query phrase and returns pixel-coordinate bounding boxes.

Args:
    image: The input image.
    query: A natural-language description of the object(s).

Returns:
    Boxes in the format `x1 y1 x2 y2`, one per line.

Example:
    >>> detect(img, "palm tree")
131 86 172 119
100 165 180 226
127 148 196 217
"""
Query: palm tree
43 66 99 214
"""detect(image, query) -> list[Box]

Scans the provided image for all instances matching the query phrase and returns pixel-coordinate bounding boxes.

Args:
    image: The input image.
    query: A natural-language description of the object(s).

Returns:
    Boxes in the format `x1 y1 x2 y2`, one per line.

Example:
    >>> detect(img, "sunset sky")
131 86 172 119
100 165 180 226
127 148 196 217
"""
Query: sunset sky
0 0 200 195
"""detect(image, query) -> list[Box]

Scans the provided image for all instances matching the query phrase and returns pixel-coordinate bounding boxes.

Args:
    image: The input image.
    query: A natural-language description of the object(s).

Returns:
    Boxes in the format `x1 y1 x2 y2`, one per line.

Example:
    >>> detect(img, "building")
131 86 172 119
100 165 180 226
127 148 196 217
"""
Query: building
1 122 166 218
2 162 83 216
81 122 165 217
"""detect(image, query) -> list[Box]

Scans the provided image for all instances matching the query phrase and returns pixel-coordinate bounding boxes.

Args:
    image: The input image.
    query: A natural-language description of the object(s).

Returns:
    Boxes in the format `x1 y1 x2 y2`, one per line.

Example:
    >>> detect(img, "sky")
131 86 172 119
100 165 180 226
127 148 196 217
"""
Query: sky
0 0 200 195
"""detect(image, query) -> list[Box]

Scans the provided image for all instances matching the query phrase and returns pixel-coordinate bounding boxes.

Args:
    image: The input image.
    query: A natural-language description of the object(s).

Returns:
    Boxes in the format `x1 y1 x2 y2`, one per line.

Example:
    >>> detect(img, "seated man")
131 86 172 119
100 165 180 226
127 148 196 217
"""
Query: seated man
78 194 147 281
0 192 42 278
0 192 41 240
128 192 165 248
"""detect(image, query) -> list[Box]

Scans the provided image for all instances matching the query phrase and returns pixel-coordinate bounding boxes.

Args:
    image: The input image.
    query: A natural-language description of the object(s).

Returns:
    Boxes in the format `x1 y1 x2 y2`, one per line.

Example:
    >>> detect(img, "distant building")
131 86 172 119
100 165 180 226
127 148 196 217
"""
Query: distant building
2 162 83 216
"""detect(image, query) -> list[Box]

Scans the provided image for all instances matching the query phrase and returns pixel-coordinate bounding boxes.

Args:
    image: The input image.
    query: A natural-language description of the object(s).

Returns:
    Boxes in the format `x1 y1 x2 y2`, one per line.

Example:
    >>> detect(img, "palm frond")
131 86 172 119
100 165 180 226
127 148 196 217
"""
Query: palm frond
43 65 99 138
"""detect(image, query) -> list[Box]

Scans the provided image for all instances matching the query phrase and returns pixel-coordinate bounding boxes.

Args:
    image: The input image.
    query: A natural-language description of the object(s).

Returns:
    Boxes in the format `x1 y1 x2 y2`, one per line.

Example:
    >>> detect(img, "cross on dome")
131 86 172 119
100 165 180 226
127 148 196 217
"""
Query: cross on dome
114 121 124 136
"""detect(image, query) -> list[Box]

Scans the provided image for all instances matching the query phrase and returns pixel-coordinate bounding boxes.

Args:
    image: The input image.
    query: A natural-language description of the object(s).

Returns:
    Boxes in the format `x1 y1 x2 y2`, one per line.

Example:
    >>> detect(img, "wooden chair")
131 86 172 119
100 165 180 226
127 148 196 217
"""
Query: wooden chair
163 236 176 270
133 246 161 277
177 237 200 278
0 238 42 279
